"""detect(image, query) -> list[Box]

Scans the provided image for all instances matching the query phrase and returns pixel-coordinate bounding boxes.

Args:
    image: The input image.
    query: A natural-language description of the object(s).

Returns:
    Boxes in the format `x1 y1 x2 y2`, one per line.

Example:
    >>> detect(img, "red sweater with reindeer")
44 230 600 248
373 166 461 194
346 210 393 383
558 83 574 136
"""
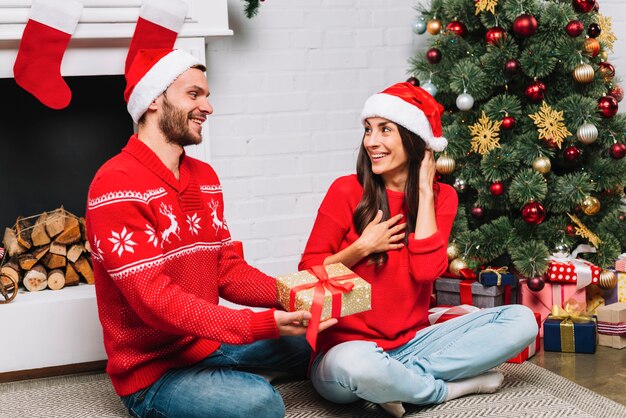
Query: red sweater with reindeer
299 174 458 353
85 135 279 396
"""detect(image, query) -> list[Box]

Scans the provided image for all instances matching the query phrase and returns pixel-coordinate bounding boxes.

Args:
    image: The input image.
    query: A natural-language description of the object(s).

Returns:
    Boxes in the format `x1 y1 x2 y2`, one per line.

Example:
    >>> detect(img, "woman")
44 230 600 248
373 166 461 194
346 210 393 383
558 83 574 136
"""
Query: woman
298 82 537 417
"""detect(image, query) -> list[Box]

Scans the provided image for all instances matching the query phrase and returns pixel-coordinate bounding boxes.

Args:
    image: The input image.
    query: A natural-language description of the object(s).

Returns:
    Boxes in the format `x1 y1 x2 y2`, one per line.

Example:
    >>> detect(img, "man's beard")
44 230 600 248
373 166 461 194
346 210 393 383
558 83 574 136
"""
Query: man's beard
159 97 203 147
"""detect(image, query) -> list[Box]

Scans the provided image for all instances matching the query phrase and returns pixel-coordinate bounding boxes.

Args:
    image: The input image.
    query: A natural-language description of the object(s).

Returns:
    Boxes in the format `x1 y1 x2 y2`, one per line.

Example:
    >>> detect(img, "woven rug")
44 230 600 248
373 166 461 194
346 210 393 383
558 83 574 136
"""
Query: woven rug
0 362 624 418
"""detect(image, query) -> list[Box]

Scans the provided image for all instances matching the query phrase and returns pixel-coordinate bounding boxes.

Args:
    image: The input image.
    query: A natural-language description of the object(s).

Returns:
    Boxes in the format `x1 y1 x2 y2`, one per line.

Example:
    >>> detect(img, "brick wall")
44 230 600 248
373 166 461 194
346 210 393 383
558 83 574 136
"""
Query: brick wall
205 0 626 276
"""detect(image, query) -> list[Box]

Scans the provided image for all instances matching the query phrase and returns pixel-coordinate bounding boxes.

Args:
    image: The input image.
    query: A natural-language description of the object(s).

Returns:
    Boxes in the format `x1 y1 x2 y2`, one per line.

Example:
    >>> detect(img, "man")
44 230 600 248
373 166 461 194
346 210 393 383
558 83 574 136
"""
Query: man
85 48 336 418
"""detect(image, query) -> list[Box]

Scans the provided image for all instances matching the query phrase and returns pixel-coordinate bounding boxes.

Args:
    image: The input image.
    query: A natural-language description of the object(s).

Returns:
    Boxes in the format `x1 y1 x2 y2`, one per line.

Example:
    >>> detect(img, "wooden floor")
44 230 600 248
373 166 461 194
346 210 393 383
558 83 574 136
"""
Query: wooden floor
530 344 626 406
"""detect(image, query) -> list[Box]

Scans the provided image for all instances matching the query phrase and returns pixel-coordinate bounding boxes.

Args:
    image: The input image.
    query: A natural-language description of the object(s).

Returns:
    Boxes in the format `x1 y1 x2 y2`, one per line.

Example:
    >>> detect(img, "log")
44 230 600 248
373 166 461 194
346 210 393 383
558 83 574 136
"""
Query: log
18 253 38 271
0 261 21 285
74 256 94 284
55 216 81 245
84 239 91 253
47 269 66 290
43 252 66 270
45 208 66 238
31 212 51 246
66 244 84 263
3 227 26 257
16 216 33 250
23 264 47 291
79 217 87 241
65 263 80 287
49 242 67 257
31 245 50 261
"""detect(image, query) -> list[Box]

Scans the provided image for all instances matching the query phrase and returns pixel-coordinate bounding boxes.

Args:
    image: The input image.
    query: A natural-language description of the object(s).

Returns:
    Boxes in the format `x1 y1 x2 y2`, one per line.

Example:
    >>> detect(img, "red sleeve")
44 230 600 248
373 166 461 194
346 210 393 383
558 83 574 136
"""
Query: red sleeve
407 183 458 280
299 176 359 270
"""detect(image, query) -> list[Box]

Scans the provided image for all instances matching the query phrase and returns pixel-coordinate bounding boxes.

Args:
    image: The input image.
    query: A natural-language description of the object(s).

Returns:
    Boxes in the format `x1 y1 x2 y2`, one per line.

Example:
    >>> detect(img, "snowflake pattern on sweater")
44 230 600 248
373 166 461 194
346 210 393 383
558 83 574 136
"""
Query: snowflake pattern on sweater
85 136 279 396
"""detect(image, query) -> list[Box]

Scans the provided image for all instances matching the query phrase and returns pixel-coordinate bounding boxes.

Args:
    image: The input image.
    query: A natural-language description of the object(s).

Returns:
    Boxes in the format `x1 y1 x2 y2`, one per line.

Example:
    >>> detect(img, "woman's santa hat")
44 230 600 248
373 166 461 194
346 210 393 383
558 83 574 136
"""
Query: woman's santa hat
124 48 204 123
361 82 447 152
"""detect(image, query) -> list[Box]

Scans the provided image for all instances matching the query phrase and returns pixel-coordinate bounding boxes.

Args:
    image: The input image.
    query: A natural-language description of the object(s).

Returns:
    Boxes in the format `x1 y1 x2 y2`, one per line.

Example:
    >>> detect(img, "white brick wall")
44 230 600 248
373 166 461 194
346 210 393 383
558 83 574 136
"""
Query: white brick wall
205 0 626 276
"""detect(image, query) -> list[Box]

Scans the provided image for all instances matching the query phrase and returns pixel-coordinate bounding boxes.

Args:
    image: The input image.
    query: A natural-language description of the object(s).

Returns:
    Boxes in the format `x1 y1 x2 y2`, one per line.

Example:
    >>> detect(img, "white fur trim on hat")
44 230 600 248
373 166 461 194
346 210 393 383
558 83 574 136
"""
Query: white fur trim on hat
127 49 202 124
361 93 448 152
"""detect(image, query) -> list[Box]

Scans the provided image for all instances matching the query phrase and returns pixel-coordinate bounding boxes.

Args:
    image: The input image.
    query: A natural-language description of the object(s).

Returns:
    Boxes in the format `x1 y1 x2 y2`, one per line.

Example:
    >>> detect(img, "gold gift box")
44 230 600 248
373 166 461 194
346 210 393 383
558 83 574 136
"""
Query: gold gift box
276 263 371 321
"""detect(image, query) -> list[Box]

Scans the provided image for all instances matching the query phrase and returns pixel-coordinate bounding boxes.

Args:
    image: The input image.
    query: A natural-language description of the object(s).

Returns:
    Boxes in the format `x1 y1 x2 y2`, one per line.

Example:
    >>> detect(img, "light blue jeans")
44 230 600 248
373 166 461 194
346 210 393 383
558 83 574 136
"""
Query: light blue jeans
310 304 538 406
120 335 310 418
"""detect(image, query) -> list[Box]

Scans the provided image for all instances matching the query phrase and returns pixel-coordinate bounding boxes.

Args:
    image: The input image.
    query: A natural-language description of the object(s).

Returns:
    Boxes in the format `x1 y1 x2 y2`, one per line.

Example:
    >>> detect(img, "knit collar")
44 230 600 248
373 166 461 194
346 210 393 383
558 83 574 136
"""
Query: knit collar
123 135 190 193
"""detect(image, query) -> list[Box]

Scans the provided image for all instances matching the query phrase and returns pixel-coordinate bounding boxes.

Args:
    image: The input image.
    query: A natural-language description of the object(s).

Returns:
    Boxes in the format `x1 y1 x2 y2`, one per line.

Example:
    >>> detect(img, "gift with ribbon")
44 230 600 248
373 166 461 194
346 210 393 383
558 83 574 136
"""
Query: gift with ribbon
477 266 518 304
506 312 541 363
543 302 597 354
617 272 626 303
546 244 600 288
615 254 626 272
435 269 514 308
596 302 626 349
276 263 371 350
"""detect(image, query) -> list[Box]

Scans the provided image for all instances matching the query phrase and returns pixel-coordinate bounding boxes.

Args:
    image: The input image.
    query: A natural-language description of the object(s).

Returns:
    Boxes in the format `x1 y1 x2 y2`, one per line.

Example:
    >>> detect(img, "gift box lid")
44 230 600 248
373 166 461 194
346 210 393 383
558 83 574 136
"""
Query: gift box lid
435 277 502 296
596 302 626 323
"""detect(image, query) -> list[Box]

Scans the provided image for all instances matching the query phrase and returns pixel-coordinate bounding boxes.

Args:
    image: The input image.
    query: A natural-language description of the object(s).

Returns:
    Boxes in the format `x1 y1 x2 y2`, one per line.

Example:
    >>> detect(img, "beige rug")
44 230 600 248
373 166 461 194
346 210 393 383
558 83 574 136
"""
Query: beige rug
0 362 624 417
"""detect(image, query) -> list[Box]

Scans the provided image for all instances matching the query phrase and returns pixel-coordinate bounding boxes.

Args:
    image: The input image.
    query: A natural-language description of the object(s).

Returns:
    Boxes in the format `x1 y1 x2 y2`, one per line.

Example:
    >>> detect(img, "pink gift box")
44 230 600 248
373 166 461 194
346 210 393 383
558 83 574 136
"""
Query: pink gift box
519 279 587 336
546 260 600 286
615 258 626 272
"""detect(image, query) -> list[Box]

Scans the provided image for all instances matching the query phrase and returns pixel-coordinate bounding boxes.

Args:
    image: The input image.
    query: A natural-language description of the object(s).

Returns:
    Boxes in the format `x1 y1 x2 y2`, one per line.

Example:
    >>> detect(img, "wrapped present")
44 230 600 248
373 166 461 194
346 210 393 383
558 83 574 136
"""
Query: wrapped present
543 304 597 354
435 277 513 308
615 254 626 272
507 312 541 363
477 267 517 287
546 259 599 288
519 278 586 336
585 285 605 315
276 263 371 349
596 302 626 349
428 305 480 325
618 272 626 303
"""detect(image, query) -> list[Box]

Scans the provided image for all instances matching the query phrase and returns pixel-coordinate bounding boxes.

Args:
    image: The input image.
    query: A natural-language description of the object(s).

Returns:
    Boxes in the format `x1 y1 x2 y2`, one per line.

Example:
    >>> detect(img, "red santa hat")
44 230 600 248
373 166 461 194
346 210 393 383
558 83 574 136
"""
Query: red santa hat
124 48 204 123
361 82 447 152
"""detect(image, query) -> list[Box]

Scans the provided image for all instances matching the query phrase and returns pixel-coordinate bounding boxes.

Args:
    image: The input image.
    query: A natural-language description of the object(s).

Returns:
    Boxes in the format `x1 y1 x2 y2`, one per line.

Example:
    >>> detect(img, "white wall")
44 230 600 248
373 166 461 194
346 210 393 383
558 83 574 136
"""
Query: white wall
205 0 626 277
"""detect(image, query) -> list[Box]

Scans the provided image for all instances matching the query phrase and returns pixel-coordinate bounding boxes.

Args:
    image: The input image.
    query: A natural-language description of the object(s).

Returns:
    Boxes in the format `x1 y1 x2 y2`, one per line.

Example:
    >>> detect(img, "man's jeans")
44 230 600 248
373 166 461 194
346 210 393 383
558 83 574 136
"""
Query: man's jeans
310 305 537 406
121 335 310 418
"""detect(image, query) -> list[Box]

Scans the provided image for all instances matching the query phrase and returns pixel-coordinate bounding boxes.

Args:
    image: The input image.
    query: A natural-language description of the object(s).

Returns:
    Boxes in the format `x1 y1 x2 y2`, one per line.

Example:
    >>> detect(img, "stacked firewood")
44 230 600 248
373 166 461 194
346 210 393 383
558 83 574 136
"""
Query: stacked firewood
1 207 94 292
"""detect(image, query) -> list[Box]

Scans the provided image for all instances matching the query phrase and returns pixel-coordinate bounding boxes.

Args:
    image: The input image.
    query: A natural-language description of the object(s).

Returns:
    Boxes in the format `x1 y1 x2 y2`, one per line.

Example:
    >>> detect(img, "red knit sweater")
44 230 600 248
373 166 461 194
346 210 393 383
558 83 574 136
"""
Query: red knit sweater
299 174 457 353
86 136 279 396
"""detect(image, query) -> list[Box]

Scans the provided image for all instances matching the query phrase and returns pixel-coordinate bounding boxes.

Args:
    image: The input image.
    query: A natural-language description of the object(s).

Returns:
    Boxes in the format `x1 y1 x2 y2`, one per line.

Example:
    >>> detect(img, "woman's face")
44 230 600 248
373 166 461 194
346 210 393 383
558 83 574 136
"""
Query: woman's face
363 117 408 190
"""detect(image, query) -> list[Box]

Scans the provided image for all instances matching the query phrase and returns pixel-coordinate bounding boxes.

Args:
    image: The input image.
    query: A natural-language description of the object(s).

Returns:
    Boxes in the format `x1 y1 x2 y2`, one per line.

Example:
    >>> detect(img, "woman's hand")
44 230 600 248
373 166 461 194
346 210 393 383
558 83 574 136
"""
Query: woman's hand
419 149 436 194
355 210 406 256
274 310 338 336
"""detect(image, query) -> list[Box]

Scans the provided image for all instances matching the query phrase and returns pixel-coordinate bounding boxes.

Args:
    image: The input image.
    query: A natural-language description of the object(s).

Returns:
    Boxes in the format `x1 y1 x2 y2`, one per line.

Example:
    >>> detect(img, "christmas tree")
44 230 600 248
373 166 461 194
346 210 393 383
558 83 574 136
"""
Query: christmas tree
408 0 626 283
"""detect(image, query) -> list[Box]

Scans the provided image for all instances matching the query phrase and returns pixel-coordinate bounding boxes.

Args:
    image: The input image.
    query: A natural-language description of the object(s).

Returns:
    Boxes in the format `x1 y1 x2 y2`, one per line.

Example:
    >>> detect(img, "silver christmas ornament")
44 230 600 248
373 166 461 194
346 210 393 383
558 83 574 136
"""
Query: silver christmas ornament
576 123 598 144
422 81 438 97
553 242 571 258
413 18 427 34
453 177 467 191
456 93 474 111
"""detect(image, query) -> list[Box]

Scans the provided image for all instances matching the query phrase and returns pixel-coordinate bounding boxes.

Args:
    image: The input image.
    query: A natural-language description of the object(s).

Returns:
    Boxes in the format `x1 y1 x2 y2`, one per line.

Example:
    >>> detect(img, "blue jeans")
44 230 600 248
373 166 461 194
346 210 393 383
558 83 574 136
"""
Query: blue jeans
310 304 537 406
120 335 310 418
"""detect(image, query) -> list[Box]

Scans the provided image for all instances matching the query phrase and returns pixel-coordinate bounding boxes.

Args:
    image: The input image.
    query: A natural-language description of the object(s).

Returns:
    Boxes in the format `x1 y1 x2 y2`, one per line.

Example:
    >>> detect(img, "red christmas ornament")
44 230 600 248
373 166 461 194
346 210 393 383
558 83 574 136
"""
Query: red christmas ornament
598 62 615 80
527 276 545 292
587 23 601 38
522 201 546 225
486 27 506 45
501 116 516 130
525 81 546 102
610 85 624 102
490 181 505 196
512 14 538 37
566 224 576 236
564 145 582 162
471 206 484 218
406 76 420 86
426 48 442 64
597 95 619 118
545 136 559 150
610 143 626 160
565 20 585 37
504 59 521 76
573 0 596 13
446 21 467 37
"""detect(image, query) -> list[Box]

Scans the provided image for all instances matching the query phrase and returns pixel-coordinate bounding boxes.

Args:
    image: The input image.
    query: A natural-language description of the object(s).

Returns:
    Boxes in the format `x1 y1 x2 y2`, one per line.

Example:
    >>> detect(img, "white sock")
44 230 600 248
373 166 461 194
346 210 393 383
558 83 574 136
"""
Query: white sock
379 401 405 418
444 371 504 402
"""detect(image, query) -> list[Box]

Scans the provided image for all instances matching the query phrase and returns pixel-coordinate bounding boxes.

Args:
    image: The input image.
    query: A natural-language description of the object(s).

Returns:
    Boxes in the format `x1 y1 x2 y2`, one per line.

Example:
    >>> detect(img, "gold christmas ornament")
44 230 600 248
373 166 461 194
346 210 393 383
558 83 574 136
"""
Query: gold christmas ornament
576 123 598 144
449 258 469 277
598 49 609 62
583 38 600 57
475 0 498 15
598 269 617 289
469 111 502 155
597 14 616 52
567 213 603 248
426 19 442 35
529 102 572 149
532 155 551 174
436 154 456 175
573 63 595 84
447 242 460 261
581 195 601 215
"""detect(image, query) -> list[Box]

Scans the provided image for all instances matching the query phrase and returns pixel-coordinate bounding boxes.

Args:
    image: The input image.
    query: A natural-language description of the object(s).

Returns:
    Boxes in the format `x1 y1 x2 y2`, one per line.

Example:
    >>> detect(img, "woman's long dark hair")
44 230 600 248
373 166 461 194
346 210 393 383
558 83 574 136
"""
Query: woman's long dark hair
353 123 427 266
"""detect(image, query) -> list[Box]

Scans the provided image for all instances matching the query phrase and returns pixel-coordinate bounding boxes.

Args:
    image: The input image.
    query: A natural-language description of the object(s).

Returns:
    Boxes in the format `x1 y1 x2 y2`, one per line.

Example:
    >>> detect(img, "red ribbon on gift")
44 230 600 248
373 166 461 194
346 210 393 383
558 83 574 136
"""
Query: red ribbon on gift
289 265 357 350
458 269 477 305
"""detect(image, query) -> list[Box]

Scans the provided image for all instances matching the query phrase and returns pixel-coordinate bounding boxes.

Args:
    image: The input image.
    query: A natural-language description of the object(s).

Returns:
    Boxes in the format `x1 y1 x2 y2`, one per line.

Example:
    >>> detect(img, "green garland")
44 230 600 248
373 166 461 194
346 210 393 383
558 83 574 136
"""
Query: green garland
243 0 262 19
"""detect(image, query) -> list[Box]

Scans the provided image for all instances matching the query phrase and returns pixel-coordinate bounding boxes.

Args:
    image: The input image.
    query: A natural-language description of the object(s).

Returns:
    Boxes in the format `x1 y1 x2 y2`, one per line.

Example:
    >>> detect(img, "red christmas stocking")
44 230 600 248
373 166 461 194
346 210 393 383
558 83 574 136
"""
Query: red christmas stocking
13 0 83 109
125 0 189 74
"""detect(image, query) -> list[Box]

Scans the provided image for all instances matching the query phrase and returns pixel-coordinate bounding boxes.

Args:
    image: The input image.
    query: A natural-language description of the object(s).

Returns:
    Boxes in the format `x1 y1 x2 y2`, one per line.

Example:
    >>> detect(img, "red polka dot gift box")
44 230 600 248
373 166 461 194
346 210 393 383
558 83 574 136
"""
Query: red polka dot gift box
546 258 600 287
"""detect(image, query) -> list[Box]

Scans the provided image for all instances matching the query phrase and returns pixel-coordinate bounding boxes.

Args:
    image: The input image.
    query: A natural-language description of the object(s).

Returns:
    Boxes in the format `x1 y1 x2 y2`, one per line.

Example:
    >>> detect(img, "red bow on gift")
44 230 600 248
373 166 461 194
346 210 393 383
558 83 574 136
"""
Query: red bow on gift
289 265 356 350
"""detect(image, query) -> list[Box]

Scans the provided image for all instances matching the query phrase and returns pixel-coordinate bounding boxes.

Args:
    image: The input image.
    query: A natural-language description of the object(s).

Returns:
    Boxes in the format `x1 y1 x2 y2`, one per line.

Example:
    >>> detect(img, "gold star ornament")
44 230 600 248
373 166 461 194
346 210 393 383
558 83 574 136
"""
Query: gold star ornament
529 102 572 149
596 14 616 53
469 111 502 155
567 213 602 248
475 0 498 15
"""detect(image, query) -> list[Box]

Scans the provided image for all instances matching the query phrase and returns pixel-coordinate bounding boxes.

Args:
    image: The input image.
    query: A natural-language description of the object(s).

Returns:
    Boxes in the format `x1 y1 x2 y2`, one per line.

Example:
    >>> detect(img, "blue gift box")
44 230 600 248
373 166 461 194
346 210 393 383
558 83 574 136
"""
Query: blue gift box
477 269 517 287
543 317 597 353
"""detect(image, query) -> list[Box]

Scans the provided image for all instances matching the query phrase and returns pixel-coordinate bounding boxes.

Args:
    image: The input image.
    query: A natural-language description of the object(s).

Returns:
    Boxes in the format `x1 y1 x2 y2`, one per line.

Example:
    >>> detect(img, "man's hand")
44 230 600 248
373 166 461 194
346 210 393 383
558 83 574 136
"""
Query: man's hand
274 310 338 336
